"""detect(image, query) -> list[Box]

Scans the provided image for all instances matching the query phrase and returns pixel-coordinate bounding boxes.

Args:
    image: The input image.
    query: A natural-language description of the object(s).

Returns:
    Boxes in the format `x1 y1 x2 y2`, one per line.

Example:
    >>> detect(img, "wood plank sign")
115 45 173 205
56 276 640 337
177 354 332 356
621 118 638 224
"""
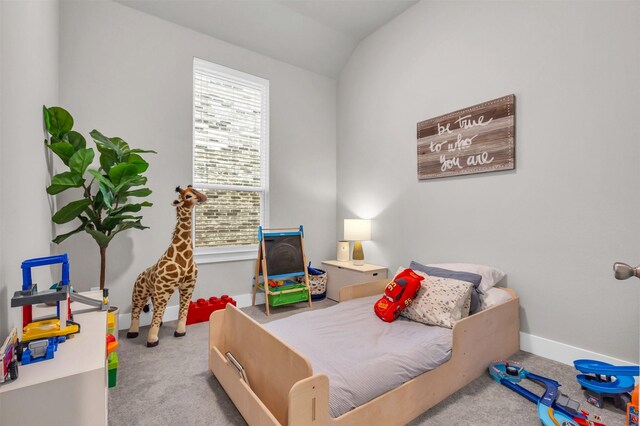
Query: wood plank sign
417 94 515 180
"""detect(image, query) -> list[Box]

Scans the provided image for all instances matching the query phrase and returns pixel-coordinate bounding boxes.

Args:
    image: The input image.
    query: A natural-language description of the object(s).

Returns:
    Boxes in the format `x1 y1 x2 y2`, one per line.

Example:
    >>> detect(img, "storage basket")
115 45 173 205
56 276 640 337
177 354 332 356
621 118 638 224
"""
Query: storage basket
296 264 327 300
267 284 310 307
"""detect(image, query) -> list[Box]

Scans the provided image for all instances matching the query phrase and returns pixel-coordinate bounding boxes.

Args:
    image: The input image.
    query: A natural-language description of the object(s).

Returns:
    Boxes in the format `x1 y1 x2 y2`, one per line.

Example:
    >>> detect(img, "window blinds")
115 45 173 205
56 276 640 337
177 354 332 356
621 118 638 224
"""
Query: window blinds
193 58 268 248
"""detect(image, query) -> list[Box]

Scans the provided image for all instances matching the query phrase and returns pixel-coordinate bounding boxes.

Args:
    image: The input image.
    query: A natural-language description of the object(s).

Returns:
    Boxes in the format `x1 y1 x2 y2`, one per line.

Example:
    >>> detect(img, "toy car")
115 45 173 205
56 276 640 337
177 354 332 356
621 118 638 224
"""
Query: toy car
1 328 20 383
374 269 424 322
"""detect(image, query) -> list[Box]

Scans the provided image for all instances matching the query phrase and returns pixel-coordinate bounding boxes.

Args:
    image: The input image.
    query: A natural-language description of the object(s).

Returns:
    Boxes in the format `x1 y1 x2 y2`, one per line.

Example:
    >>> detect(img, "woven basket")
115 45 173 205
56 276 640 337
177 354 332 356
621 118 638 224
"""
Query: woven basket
296 270 327 299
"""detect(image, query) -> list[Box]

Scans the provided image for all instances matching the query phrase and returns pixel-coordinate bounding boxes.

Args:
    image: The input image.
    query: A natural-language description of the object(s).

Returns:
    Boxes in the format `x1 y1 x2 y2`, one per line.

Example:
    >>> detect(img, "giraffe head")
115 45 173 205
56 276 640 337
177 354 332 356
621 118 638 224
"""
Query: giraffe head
173 185 207 209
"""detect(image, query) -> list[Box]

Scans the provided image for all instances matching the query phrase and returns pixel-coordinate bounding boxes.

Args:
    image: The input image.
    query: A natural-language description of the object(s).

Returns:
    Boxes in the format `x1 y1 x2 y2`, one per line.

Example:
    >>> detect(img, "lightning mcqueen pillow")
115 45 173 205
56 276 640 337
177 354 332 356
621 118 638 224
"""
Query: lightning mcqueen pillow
374 269 424 322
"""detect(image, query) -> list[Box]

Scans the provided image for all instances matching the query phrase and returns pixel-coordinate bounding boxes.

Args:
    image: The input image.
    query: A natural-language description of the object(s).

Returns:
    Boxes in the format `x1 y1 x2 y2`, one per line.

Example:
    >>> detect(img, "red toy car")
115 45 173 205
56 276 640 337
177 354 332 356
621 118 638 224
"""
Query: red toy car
374 269 424 322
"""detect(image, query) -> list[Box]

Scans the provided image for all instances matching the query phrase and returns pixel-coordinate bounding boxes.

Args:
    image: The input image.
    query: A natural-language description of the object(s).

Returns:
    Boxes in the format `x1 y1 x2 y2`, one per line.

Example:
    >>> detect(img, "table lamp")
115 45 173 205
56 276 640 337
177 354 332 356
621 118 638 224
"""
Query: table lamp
344 219 371 266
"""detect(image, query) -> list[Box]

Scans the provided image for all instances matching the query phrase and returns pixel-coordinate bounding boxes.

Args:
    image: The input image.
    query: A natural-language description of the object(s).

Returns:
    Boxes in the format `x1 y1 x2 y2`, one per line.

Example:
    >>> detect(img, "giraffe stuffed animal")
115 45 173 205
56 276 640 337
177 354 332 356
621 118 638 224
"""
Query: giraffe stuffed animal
126 185 207 347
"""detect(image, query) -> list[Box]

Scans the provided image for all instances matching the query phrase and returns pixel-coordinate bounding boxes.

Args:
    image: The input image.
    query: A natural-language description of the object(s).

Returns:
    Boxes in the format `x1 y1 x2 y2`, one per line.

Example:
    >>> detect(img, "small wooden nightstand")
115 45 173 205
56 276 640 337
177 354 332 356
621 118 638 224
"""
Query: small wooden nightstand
322 260 388 301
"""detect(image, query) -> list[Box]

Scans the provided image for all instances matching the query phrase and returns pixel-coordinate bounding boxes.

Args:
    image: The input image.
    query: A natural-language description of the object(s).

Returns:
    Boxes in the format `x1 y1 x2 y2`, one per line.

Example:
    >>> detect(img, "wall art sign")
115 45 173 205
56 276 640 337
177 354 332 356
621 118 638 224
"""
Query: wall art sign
417 94 515 180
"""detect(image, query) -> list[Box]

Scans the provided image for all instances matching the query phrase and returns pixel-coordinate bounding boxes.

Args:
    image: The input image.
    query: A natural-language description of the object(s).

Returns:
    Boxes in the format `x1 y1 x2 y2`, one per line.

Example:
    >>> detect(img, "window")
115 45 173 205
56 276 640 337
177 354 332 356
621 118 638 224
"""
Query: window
193 58 269 262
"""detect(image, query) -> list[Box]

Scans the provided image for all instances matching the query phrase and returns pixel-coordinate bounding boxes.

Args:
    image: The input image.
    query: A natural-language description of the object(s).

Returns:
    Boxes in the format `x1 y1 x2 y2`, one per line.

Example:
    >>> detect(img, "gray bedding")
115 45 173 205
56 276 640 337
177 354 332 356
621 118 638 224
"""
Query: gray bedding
264 295 453 417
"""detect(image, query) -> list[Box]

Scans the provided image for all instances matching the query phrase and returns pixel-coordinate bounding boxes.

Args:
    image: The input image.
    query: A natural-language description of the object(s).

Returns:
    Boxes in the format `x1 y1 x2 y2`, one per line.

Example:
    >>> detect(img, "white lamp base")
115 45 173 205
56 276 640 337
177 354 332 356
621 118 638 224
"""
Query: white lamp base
352 259 365 266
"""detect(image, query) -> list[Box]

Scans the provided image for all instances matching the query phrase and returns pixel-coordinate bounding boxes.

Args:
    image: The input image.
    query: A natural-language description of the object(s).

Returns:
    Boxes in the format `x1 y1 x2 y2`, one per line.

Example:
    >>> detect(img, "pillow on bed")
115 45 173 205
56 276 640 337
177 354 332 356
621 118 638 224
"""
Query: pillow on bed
400 275 472 329
426 263 505 293
479 287 513 311
393 267 471 317
409 261 482 315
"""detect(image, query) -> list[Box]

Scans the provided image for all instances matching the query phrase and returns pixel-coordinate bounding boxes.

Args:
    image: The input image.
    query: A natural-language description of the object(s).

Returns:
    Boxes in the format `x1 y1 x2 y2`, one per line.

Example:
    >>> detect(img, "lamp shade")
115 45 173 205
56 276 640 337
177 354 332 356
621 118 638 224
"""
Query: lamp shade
344 219 371 241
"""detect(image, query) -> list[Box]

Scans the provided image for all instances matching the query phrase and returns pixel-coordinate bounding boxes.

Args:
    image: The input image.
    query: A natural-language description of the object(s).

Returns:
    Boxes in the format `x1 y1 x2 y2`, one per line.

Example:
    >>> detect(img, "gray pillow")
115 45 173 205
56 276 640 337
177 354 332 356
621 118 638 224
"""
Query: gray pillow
409 261 483 314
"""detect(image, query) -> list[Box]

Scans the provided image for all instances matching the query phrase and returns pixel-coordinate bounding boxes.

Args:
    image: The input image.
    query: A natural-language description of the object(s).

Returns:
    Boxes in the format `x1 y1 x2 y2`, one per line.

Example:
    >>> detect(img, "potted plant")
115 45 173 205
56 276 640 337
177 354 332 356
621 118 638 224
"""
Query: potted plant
43 106 155 290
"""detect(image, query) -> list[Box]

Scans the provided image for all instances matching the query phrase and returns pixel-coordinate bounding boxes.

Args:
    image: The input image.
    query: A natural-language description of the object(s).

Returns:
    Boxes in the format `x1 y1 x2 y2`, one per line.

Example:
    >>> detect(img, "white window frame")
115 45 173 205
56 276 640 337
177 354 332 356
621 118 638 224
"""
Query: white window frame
192 57 269 263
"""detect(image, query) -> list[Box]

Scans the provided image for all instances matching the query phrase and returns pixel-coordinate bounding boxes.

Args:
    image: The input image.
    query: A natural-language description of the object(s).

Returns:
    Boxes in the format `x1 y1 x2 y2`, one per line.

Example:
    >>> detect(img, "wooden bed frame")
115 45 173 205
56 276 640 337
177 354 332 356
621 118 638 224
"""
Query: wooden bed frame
209 279 520 425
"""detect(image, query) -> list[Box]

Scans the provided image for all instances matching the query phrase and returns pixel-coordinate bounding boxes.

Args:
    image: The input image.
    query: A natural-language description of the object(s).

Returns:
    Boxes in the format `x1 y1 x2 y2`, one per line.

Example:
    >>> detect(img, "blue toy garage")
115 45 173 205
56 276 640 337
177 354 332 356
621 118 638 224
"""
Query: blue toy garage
574 359 640 411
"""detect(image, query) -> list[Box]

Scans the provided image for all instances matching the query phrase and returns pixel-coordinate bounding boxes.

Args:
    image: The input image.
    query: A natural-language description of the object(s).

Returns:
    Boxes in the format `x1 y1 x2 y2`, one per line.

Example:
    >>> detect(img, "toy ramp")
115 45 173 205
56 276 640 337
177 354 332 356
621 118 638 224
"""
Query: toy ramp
574 359 640 377
537 404 579 426
574 359 638 394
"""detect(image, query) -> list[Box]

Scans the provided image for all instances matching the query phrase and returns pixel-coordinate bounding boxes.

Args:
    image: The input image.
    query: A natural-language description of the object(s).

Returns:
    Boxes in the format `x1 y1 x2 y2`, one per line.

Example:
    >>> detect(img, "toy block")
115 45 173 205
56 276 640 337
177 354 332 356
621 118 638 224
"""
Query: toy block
186 295 237 325
108 352 118 388
106 333 118 356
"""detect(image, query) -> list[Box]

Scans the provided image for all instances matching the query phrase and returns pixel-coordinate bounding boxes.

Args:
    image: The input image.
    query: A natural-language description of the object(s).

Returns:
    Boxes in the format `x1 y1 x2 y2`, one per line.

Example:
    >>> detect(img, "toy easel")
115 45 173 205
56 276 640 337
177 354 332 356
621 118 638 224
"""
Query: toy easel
252 226 312 315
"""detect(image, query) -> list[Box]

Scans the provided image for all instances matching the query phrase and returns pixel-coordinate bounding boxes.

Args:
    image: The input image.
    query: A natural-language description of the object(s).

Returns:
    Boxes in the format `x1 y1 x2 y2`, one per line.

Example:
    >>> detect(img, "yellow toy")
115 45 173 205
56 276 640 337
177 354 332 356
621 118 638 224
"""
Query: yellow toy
268 279 284 288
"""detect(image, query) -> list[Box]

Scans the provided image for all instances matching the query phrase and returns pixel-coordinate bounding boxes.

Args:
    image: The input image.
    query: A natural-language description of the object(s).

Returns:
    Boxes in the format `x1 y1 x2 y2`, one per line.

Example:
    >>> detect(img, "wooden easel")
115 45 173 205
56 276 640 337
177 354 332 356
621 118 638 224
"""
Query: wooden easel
252 226 312 315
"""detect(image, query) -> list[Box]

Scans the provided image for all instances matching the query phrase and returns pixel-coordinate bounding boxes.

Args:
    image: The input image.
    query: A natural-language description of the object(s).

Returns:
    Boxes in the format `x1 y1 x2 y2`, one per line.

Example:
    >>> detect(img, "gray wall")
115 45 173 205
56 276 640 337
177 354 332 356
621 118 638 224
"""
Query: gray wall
0 1 60 339
57 1 336 314
337 1 640 362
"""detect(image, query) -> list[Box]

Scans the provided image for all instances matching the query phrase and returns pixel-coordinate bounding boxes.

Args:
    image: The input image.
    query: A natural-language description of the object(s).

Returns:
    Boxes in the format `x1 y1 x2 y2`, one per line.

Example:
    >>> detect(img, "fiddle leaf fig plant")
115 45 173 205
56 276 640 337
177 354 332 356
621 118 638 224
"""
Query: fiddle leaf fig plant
43 106 156 290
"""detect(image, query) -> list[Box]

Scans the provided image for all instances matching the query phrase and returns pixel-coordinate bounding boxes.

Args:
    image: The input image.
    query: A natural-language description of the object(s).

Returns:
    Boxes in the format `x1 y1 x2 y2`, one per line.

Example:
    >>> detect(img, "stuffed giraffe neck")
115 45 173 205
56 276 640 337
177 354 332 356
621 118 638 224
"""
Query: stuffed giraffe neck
127 185 207 347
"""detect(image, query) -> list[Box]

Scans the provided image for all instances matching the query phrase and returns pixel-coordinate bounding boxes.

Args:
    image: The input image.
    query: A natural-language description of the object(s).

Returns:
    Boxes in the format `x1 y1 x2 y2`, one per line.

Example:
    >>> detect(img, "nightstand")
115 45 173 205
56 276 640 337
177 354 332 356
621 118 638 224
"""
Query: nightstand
322 260 388 301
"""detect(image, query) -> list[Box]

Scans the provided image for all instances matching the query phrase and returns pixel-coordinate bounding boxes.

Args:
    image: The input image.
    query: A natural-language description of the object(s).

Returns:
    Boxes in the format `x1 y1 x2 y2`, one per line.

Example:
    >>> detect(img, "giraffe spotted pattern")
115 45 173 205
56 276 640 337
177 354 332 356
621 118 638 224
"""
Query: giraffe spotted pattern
127 185 207 347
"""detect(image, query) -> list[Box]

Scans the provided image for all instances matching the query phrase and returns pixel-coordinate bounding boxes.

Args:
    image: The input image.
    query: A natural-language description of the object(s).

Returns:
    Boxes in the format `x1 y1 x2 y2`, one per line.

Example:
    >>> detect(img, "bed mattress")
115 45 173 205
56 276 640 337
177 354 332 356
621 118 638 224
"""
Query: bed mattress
264 295 453 417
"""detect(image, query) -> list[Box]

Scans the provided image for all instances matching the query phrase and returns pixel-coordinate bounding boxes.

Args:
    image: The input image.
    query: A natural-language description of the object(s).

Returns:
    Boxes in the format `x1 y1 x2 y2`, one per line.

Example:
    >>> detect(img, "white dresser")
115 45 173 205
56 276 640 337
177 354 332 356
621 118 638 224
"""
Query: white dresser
0 292 108 425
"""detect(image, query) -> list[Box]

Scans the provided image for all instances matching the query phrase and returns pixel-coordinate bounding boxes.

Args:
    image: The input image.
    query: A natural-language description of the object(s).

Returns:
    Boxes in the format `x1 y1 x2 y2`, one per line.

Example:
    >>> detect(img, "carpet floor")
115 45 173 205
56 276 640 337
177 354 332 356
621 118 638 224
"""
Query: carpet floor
109 300 626 425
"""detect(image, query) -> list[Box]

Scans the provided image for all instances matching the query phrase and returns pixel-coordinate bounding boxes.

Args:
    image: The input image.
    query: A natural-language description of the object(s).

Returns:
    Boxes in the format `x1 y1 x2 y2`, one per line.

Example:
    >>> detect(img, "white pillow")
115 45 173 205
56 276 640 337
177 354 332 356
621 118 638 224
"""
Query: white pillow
479 287 513 311
427 263 505 293
395 266 472 320
401 275 472 328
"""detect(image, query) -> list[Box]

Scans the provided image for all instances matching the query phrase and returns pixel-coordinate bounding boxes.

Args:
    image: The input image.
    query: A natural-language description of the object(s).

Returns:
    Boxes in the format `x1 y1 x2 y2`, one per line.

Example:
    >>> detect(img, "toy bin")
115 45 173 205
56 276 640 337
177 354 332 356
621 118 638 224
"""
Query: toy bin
268 284 309 307
108 352 118 388
296 264 327 300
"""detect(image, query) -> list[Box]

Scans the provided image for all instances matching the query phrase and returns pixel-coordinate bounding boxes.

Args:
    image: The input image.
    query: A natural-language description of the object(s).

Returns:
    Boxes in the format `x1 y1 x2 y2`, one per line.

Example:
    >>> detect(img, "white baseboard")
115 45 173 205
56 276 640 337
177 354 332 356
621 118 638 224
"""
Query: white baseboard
520 332 637 367
233 292 265 308
117 292 264 330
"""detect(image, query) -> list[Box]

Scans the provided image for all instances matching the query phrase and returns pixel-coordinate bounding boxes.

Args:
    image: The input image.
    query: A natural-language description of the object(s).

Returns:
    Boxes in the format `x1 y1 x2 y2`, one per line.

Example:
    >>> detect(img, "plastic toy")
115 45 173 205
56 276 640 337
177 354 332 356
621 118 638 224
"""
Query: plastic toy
268 279 284 288
11 254 110 364
489 360 606 426
1 328 19 383
108 352 118 388
11 254 80 342
21 336 65 365
374 269 423 322
106 334 119 356
574 359 640 411
628 385 638 426
186 295 236 325
107 311 117 337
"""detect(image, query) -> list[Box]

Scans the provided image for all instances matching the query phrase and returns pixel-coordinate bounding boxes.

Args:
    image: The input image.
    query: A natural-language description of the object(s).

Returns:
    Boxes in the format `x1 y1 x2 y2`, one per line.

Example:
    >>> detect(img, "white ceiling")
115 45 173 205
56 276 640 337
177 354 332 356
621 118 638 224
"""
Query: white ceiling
115 0 418 78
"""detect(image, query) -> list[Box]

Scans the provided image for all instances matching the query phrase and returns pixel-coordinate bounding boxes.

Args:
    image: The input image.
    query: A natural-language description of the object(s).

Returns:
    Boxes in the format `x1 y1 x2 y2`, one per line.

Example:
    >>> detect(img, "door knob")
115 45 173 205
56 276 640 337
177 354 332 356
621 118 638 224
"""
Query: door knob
613 262 640 280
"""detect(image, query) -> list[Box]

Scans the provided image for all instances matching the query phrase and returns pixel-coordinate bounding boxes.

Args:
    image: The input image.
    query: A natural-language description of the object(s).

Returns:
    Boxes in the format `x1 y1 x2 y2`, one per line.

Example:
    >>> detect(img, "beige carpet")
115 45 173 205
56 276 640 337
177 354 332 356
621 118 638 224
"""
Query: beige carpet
109 300 626 425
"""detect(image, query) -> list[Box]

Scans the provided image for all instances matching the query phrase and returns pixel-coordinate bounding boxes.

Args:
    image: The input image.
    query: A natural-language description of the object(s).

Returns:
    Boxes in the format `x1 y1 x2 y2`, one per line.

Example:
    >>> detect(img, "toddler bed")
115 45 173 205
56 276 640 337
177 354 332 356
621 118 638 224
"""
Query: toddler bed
264 294 453 417
208 279 519 425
